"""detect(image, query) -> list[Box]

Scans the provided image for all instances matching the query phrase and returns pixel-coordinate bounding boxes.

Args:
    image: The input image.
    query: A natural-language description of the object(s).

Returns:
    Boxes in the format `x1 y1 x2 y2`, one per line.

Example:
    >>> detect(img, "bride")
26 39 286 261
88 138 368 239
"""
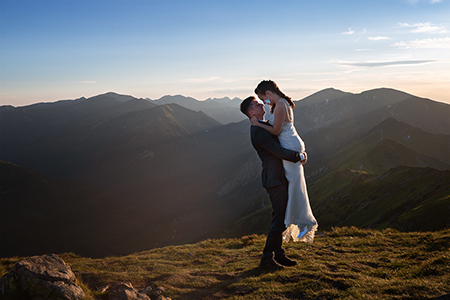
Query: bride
250 80 318 243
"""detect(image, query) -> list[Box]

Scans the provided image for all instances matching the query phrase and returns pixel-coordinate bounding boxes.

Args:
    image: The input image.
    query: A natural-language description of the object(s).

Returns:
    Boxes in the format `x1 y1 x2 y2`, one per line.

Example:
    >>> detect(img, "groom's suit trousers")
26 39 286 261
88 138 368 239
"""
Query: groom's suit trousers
262 179 289 260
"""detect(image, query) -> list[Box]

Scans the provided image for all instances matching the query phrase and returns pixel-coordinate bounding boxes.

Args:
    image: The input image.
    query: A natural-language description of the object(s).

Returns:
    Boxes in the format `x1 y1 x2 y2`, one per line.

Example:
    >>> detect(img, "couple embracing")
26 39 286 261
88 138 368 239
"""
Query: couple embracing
240 80 318 271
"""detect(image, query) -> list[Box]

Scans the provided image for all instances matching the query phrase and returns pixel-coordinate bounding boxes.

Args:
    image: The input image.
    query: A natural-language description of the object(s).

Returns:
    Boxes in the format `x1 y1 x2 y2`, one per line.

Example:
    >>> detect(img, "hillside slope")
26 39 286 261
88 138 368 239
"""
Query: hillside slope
0 161 136 257
309 166 450 231
150 95 246 124
2 227 448 300
220 165 450 237
294 88 450 137
305 117 450 180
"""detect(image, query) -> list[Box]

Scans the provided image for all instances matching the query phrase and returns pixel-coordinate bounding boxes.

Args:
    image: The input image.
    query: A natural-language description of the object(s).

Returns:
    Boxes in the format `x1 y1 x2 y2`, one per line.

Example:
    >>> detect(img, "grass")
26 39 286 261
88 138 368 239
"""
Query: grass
308 166 450 232
1 227 449 299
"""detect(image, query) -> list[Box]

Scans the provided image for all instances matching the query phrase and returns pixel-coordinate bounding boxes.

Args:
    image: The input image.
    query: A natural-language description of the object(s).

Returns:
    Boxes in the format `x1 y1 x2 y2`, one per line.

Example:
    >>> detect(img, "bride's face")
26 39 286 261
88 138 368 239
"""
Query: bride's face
257 91 272 105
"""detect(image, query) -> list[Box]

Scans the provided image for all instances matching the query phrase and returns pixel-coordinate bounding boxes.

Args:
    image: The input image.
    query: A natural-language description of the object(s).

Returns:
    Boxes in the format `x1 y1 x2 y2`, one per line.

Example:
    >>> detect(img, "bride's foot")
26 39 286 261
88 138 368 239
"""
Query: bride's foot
297 227 308 238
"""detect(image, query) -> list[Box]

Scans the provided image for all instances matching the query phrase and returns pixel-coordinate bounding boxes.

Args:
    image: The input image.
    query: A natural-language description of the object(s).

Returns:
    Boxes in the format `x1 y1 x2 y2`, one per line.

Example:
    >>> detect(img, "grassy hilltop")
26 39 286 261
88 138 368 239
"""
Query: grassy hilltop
1 227 449 299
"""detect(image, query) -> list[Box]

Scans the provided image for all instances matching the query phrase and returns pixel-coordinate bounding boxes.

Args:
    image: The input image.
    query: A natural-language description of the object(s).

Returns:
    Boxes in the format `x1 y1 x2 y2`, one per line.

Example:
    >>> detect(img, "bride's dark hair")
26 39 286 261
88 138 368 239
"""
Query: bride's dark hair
254 80 295 113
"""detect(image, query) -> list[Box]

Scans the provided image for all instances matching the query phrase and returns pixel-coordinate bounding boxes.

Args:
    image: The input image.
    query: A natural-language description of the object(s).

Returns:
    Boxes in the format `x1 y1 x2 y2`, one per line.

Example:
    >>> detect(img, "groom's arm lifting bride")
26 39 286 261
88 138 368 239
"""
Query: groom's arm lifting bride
240 96 306 271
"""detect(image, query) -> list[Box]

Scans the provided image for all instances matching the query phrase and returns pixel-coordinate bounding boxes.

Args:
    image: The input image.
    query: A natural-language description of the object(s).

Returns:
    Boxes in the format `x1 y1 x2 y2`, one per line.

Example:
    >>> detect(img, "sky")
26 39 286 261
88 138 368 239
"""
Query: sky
1 0 450 107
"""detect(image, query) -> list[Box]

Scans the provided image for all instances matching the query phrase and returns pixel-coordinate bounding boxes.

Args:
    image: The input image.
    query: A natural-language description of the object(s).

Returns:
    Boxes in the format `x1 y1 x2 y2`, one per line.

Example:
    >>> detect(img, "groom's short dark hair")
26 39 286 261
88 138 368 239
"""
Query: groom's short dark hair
240 96 255 118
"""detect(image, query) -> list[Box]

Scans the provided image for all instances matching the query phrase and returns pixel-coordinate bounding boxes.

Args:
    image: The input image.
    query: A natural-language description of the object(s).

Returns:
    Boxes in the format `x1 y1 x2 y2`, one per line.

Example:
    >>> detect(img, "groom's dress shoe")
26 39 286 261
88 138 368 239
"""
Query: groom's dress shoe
259 258 284 271
274 255 297 267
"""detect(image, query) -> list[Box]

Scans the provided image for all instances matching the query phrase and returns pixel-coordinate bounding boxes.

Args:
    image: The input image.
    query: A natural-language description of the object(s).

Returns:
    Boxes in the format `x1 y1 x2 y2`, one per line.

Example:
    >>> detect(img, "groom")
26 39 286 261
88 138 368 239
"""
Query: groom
240 96 305 270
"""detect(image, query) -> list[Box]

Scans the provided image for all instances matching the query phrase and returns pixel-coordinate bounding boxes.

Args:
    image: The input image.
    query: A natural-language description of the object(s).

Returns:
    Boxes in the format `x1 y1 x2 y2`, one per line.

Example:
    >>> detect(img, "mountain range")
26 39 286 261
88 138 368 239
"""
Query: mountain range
1 88 449 257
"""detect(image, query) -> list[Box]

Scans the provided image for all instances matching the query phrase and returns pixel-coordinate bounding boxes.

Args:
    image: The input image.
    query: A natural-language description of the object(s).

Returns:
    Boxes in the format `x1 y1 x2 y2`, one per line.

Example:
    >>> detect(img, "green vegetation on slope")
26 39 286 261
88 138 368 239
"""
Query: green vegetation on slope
309 166 450 231
1 227 449 300
223 165 450 239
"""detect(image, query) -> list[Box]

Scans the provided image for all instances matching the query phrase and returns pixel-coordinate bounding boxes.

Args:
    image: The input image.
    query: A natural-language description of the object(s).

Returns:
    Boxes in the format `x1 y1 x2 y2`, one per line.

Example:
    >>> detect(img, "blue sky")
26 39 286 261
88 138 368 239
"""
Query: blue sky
1 0 449 106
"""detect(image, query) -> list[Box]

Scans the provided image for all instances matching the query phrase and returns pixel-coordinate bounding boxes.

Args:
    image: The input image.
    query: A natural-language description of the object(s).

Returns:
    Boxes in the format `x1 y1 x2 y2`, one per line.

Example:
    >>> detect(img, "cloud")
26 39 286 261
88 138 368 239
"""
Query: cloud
393 37 450 48
182 76 220 83
368 36 390 41
342 28 354 35
332 59 437 68
210 88 250 94
404 0 443 4
398 22 447 34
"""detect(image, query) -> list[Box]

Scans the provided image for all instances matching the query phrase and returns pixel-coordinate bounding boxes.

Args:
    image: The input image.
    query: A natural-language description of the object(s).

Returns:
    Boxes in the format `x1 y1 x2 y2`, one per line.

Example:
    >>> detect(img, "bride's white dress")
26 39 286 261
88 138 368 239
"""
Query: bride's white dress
268 99 318 243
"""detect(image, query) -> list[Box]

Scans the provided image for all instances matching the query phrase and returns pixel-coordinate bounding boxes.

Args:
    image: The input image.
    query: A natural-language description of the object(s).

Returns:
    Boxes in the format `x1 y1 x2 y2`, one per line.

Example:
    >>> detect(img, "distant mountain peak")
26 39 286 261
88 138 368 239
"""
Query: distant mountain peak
357 87 413 100
100 91 121 96
90 92 137 103
204 97 231 102
300 87 352 103
156 95 199 103
320 87 345 93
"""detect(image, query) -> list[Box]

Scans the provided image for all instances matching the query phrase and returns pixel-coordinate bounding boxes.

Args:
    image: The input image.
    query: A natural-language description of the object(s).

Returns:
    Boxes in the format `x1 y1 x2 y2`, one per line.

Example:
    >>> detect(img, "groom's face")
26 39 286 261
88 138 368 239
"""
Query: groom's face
249 100 265 119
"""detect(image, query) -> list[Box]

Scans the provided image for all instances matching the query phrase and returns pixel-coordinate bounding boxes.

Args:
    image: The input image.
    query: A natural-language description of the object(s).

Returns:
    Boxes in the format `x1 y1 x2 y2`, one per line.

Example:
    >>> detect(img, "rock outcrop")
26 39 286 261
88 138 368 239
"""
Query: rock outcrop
103 281 171 300
0 253 85 299
107 282 150 300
